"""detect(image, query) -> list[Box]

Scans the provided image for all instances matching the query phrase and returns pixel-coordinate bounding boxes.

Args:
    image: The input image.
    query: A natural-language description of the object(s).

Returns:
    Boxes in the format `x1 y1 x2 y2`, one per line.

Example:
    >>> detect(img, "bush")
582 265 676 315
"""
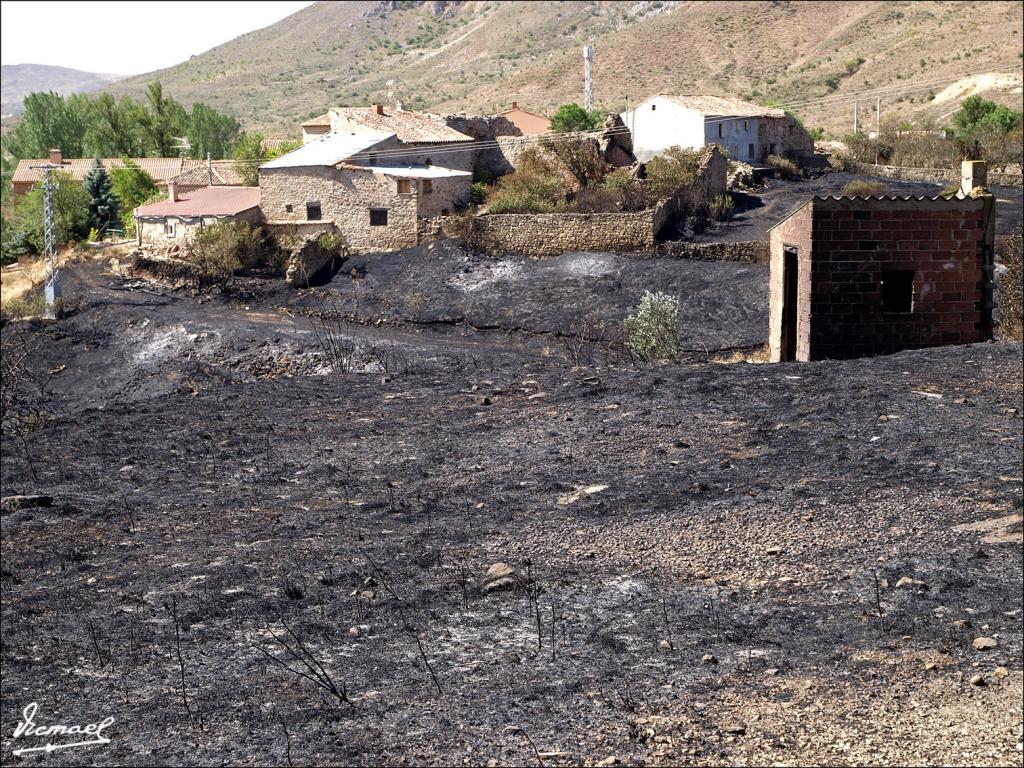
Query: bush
709 194 735 221
486 151 567 213
623 291 681 361
186 221 267 286
470 181 489 205
315 231 348 257
842 178 888 197
549 103 604 133
766 154 800 180
601 170 651 211
539 137 607 188
645 146 700 200
563 186 622 213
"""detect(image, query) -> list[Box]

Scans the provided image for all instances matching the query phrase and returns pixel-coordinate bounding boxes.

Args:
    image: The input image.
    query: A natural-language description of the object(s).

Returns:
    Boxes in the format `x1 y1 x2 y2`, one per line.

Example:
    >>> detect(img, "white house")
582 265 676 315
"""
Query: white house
621 95 798 163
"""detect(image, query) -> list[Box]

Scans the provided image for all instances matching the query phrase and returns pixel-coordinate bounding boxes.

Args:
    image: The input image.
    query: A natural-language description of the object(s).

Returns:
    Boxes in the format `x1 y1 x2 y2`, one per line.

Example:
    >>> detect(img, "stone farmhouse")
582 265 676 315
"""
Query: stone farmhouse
768 161 995 362
133 185 261 246
621 95 813 163
260 105 474 252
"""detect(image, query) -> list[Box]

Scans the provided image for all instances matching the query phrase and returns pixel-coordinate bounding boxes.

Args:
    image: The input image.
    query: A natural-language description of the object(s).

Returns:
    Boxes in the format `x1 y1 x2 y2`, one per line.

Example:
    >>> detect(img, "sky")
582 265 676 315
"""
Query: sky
0 1 314 75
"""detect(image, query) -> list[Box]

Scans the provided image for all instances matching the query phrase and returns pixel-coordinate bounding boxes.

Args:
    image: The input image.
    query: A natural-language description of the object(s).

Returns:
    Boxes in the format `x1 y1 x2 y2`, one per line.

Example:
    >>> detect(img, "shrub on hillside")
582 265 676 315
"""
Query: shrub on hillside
624 291 681 361
842 178 888 197
486 149 567 213
766 154 800 180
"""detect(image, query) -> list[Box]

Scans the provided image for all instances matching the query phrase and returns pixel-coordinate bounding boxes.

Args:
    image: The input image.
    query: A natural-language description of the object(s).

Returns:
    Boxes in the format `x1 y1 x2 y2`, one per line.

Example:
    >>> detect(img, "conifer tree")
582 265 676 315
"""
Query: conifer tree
83 158 120 236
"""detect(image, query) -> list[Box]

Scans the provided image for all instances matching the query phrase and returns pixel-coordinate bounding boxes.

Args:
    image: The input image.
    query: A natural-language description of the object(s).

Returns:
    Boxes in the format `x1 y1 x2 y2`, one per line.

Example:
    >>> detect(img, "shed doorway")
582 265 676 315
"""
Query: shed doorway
781 245 799 361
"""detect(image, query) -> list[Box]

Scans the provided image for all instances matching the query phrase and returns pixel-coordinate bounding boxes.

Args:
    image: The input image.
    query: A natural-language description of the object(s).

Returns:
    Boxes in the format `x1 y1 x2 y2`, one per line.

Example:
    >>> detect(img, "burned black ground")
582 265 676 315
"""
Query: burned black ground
1 239 1022 766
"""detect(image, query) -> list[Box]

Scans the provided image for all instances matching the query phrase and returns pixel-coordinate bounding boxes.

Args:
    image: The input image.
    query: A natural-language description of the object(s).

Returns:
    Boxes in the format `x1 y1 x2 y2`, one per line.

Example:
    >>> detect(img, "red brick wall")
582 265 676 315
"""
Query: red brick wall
769 196 994 361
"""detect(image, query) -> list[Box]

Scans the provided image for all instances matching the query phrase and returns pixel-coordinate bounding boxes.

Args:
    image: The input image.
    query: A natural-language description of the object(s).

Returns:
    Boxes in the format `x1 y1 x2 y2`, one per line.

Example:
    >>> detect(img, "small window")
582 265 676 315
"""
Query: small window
718 122 724 138
422 179 433 194
748 144 755 159
369 208 388 226
306 201 322 220
651 104 656 111
164 220 176 238
743 120 749 131
425 158 432 167
397 179 412 194
285 204 293 213
881 270 914 313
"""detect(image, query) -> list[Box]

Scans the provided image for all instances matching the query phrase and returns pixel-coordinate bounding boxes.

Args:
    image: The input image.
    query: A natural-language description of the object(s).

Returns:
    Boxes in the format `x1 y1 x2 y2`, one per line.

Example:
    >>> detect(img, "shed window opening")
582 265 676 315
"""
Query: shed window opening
422 179 433 194
881 270 915 313
306 201 322 221
718 122 724 138
397 179 412 194
164 221 176 237
370 208 388 226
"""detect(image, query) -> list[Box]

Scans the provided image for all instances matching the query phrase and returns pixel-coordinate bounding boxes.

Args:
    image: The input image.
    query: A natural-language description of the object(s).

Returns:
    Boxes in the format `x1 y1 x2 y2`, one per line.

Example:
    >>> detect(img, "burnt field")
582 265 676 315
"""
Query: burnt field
1 249 1022 767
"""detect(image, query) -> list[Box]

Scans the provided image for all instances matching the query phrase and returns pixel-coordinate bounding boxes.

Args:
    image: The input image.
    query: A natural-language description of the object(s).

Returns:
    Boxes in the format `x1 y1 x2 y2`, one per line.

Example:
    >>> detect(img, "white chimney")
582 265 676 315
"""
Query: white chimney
167 181 178 202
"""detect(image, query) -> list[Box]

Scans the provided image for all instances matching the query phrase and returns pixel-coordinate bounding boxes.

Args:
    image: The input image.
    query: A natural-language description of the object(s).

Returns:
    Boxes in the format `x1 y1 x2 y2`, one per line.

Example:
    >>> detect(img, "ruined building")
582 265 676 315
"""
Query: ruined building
768 161 995 362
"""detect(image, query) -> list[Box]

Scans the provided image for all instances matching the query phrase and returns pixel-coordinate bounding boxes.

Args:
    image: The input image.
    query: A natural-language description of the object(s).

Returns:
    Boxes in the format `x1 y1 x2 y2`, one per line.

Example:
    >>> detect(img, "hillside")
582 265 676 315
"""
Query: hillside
1 64 122 116
109 0 1023 137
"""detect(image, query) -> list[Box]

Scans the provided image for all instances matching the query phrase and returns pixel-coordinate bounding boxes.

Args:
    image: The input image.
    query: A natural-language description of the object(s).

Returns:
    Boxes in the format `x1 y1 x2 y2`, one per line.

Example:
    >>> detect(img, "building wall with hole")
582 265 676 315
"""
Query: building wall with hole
769 195 995 361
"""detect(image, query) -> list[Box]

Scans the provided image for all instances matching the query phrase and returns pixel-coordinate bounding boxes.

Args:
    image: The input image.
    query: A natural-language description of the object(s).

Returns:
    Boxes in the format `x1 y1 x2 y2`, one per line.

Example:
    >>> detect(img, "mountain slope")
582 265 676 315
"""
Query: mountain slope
2 64 122 116
110 0 1023 137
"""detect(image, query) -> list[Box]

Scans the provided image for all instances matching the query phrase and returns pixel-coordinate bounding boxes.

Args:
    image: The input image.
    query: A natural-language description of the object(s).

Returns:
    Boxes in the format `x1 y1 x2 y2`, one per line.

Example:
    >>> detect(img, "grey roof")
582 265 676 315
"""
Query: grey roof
261 130 394 170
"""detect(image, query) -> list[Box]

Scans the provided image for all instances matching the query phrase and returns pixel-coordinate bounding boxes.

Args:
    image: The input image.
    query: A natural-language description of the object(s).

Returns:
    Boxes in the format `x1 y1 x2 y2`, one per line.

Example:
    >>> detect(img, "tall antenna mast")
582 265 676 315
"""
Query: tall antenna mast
583 45 594 111
30 161 61 318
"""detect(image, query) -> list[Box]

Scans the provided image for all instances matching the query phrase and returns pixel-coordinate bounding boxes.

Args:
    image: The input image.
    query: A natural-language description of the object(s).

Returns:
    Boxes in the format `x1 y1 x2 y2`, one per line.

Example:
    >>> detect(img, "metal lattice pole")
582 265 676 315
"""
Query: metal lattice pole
583 45 594 112
30 163 61 317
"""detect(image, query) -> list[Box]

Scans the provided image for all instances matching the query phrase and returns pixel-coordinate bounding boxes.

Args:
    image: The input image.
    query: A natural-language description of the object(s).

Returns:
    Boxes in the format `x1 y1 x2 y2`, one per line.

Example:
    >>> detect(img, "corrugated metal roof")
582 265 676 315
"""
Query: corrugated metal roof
260 130 394 170
660 95 786 118
13 157 201 184
135 186 260 218
330 107 474 144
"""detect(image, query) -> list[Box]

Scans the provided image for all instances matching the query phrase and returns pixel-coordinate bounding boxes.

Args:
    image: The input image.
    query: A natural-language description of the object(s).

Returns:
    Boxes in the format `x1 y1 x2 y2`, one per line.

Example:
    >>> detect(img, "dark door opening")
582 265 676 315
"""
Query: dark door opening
781 246 799 361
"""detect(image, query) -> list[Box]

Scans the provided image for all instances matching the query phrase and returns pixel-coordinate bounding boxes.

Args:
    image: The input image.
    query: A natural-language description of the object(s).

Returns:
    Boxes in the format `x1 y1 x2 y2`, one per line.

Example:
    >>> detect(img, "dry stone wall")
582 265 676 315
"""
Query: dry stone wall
842 159 1023 188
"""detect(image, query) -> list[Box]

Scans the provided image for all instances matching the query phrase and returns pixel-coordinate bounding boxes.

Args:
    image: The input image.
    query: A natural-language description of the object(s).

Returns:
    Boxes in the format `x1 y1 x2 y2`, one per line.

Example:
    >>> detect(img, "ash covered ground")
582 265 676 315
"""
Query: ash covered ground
1 239 1022 767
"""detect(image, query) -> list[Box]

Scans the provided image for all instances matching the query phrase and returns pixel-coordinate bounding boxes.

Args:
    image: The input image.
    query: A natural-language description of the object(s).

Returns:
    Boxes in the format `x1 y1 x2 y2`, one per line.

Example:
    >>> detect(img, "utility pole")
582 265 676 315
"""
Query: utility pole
207 152 213 187
29 162 60 318
853 99 858 134
583 45 594 112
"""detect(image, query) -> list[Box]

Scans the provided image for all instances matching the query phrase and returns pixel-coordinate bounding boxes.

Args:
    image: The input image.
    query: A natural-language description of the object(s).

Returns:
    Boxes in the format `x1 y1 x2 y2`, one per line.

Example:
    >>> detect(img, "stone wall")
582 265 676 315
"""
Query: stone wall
841 159 1023 188
415 175 471 219
769 195 996 362
658 239 768 263
260 166 420 253
136 210 261 247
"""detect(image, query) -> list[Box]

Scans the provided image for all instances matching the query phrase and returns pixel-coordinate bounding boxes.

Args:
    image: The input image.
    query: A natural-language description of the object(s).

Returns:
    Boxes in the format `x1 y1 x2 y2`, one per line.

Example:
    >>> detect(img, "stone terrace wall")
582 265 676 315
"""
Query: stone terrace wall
842 160 1023 188
657 239 768 263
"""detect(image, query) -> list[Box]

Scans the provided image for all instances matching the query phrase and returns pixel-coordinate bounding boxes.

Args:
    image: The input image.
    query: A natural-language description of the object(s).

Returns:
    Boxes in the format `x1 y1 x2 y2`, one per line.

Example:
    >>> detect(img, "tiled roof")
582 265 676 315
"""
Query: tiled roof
261 130 394 170
135 186 260 218
661 95 786 118
13 157 201 185
330 106 473 143
301 113 332 127
261 138 297 151
170 160 247 188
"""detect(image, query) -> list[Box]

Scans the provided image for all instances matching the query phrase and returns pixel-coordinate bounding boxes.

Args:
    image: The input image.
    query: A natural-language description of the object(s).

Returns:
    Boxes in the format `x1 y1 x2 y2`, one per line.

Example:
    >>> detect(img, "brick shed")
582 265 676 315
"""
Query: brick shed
768 162 996 362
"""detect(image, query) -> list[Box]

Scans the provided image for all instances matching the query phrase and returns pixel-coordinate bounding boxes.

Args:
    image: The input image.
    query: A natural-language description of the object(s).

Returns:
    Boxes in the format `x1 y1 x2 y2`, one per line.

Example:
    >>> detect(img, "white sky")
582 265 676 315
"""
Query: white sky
0 1 314 75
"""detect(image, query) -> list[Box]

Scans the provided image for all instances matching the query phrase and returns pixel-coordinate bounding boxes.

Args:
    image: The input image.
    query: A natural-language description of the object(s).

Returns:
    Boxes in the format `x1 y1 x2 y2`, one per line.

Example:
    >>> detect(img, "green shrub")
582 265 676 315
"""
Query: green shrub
186 221 267 286
600 170 651 211
766 154 801 180
709 194 735 221
486 151 567 213
549 103 604 133
842 178 888 197
315 231 348 256
623 291 681 361
470 181 489 205
539 137 607 188
645 146 700 200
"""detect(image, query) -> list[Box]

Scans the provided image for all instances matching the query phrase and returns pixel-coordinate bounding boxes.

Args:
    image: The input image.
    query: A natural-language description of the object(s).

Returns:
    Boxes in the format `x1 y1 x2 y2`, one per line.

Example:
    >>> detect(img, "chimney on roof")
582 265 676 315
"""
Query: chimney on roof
512 101 518 110
167 181 178 203
960 160 987 197
48 148 63 165
371 102 385 115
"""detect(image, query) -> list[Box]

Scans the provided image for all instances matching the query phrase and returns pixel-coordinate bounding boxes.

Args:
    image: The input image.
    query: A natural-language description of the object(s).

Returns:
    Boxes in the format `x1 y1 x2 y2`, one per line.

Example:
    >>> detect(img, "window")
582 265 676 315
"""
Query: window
164 220 176 238
422 179 433 194
370 208 388 226
743 120 749 131
718 122 724 138
285 204 293 213
397 179 412 194
651 104 657 111
881 270 914 313
306 201 322 220
748 144 755 160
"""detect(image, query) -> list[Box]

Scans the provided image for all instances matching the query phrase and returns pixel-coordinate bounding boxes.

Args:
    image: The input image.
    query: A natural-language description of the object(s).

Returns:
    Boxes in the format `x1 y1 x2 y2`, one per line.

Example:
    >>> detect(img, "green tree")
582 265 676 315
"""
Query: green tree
83 159 120 235
142 80 188 156
84 94 148 157
231 131 266 186
1 91 89 159
187 103 240 159
110 160 159 235
7 171 90 252
549 103 604 133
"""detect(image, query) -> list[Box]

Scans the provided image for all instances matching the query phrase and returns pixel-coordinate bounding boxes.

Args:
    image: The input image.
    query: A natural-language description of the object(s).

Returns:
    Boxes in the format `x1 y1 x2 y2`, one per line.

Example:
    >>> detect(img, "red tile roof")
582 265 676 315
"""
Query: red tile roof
330 107 473 143
135 186 260 218
13 157 202 185
169 160 247 188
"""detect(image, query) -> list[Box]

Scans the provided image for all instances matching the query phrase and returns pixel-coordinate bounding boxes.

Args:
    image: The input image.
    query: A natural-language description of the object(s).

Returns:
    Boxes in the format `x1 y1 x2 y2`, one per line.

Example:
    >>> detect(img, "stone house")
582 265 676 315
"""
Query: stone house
620 95 812 163
767 161 995 362
133 185 261 246
259 118 472 253
496 102 551 135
